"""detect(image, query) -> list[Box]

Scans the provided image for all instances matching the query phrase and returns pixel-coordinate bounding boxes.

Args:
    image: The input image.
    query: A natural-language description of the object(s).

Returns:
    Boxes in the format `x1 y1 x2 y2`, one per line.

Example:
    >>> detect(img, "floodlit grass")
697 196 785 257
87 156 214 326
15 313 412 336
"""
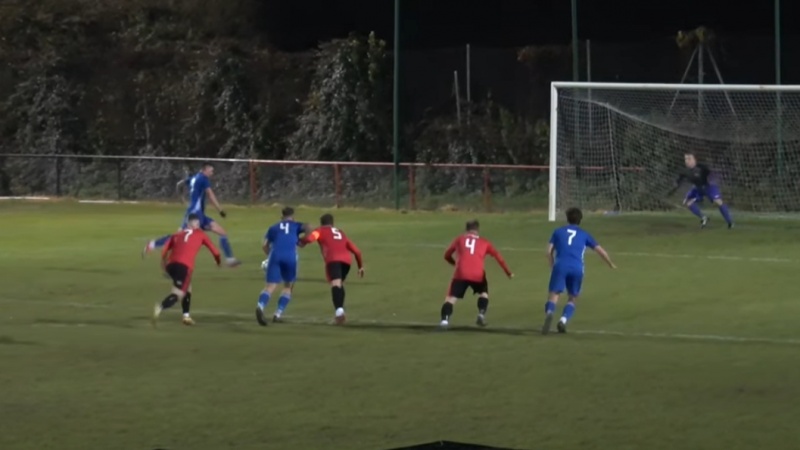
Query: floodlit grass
1 201 799 450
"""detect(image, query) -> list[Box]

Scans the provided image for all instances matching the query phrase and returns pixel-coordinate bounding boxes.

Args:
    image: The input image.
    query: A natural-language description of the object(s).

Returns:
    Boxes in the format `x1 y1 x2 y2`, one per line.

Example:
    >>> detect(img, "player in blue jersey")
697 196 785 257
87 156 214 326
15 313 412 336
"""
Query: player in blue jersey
542 207 616 335
668 153 734 229
143 162 241 267
256 207 307 326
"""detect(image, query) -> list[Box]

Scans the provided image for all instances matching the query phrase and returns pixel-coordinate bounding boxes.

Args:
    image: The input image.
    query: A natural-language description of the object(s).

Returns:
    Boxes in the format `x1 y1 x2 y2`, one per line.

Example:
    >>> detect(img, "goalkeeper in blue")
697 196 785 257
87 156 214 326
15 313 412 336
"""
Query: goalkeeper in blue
256 207 307 326
542 207 616 335
143 162 241 267
669 153 734 229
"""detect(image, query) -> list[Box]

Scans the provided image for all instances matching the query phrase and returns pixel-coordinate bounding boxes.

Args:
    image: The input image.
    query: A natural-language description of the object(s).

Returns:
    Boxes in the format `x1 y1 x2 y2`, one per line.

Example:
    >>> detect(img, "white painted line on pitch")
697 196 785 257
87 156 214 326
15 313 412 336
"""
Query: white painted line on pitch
4 298 800 347
78 200 140 204
0 196 51 201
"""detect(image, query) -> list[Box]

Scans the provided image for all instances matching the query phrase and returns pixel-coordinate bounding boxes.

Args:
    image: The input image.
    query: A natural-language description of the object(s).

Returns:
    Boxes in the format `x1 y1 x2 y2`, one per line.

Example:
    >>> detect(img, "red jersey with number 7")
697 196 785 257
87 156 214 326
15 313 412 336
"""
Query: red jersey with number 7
445 233 512 282
302 226 363 268
162 228 221 269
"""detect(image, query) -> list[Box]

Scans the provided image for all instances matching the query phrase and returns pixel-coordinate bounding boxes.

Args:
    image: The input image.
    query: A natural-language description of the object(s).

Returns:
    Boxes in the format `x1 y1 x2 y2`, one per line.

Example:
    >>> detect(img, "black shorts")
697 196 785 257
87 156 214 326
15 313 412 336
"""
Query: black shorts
448 277 488 299
165 263 192 293
326 262 351 282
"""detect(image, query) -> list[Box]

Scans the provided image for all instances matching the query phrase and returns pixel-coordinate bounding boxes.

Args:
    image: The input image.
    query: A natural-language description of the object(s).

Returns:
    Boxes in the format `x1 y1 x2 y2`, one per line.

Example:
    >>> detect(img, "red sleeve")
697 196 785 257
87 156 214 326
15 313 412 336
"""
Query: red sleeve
346 238 363 269
203 233 222 264
302 229 321 245
487 243 512 276
161 235 173 261
444 239 457 265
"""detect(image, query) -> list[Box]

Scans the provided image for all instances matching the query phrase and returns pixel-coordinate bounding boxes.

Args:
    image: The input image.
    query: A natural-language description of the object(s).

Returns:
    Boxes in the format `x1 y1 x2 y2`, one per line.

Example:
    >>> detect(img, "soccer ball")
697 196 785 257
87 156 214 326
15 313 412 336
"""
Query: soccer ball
261 258 269 271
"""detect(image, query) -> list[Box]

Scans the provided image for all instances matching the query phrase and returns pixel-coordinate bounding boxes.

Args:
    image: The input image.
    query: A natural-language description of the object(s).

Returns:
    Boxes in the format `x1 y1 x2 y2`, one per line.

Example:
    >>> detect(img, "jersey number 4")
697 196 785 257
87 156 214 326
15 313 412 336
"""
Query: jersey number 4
183 229 194 242
280 222 290 234
465 237 476 254
567 229 577 245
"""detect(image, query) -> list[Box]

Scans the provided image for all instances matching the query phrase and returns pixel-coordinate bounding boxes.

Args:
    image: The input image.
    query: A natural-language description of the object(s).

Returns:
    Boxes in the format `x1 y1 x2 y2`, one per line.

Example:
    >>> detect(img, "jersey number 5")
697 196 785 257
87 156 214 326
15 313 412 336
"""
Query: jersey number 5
183 229 194 242
567 229 577 246
332 228 343 240
465 238 476 254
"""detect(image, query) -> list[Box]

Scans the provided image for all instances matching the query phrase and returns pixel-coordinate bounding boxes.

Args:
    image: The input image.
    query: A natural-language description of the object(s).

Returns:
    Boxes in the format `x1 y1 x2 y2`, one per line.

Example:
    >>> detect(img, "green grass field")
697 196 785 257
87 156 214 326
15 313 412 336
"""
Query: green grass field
2 201 799 450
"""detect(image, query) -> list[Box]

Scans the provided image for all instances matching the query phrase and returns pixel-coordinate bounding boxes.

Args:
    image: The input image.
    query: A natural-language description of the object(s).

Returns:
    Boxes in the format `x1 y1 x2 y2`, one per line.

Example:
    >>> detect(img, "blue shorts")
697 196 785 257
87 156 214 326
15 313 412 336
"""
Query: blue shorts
548 264 584 296
265 255 298 284
181 212 214 230
685 185 721 203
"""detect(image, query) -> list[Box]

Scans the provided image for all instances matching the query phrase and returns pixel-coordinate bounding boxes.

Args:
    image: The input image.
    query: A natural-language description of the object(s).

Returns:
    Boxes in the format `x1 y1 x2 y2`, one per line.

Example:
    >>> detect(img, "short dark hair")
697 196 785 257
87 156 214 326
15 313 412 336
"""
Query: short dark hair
465 219 480 231
201 162 214 169
187 213 200 222
282 207 294 218
320 213 334 226
566 207 582 225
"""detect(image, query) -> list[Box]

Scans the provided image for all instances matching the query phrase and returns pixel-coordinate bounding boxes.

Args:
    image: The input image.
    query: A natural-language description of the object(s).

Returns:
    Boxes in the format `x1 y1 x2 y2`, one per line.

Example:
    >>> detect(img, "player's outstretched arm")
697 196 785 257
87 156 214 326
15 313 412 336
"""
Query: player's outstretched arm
262 240 271 255
202 233 222 266
488 244 513 278
346 239 365 277
175 180 187 203
546 243 555 268
594 245 617 269
205 188 226 218
444 240 457 266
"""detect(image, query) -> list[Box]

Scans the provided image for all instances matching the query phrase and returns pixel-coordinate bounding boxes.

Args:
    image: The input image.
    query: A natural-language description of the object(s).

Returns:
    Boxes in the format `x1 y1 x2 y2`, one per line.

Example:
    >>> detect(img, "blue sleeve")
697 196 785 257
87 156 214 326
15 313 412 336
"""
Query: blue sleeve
265 226 275 243
585 232 598 249
200 175 210 190
294 222 304 237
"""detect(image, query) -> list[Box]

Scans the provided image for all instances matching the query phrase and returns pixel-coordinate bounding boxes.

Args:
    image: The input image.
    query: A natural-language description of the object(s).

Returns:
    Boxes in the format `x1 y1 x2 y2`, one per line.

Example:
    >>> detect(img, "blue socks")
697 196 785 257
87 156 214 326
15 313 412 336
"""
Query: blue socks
719 204 733 225
220 236 233 258
257 291 270 310
561 302 576 322
545 300 556 315
277 294 291 315
688 203 704 218
153 235 171 248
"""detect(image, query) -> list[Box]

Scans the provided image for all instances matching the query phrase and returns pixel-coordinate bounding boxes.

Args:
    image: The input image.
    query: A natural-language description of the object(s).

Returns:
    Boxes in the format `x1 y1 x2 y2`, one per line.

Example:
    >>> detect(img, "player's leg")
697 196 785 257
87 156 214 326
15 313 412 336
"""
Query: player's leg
181 285 195 326
273 260 297 322
543 267 565 335
684 189 708 227
154 264 189 327
475 276 490 327
256 262 278 326
207 219 241 267
327 263 348 324
440 280 467 328
557 271 582 333
708 186 734 228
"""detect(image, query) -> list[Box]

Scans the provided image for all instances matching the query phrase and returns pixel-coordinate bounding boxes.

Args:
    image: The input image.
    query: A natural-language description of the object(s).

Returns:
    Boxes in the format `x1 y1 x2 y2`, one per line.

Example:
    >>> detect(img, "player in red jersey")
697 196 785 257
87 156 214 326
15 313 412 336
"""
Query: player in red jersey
440 220 513 329
300 213 364 324
153 213 221 327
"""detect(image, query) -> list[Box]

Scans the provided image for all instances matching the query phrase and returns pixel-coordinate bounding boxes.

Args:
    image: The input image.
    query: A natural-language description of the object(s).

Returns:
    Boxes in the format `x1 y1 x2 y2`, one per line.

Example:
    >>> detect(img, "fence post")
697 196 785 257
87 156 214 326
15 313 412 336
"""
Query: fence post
116 159 122 201
55 156 62 197
333 164 341 208
483 167 491 211
249 160 257 204
408 165 416 210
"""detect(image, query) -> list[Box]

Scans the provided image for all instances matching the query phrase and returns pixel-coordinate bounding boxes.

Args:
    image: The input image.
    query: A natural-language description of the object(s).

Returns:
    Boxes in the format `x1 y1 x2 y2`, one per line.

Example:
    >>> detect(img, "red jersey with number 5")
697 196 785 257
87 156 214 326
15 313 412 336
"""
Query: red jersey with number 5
303 226 363 268
162 228 221 269
444 233 511 282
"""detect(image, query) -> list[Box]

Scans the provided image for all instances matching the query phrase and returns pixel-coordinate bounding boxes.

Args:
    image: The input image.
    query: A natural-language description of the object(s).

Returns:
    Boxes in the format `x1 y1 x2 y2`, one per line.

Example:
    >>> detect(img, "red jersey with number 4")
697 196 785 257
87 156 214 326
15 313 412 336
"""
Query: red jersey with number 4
162 229 221 269
303 226 363 268
445 233 511 282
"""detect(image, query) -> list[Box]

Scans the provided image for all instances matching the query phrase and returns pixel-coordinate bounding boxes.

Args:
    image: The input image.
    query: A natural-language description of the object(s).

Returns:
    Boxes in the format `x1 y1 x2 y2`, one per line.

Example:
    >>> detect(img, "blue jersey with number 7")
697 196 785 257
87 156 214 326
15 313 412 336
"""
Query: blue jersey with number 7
266 221 304 257
549 225 598 269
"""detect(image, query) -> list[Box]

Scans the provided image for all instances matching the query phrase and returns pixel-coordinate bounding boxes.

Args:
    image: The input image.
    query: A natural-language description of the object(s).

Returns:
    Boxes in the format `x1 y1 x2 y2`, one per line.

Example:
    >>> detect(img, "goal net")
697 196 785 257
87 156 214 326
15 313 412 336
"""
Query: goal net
548 82 800 221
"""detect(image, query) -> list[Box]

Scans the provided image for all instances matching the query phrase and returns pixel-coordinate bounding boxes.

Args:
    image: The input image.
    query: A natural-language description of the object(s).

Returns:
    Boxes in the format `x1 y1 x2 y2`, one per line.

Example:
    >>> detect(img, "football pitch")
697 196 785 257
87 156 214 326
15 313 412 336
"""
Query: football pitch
1 201 799 450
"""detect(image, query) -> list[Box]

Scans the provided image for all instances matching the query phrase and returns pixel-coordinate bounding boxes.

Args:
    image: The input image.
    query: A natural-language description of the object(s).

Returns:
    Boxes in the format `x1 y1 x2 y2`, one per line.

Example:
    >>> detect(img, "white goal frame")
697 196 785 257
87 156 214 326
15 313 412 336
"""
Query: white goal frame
548 81 800 222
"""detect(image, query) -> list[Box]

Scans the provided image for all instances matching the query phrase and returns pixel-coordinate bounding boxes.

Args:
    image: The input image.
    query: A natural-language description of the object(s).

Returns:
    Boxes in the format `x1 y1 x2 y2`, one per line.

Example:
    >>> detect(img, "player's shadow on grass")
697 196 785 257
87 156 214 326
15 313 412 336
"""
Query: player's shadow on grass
0 335 40 346
34 317 139 329
313 321 530 336
41 266 124 275
294 277 379 285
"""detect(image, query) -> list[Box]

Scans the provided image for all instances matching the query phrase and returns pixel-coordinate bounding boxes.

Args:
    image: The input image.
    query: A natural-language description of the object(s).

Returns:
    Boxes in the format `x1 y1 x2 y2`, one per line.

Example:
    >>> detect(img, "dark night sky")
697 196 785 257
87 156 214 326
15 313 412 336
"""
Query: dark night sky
262 0 798 51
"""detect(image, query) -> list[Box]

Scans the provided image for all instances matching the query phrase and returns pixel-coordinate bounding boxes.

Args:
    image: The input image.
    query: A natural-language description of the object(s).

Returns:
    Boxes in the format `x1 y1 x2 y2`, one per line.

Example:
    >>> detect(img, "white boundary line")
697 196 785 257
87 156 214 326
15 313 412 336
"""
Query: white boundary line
4 298 800 347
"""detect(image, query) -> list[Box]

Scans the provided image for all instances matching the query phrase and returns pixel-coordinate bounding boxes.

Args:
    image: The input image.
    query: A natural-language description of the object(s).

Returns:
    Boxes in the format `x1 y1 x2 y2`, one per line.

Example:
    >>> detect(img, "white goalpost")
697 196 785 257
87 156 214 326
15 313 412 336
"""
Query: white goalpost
548 82 800 221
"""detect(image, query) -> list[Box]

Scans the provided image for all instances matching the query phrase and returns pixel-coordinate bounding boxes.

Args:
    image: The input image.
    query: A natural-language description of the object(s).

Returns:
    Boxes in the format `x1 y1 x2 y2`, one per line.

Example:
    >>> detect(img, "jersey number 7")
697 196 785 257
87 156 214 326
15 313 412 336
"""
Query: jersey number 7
183 229 194 242
567 229 576 245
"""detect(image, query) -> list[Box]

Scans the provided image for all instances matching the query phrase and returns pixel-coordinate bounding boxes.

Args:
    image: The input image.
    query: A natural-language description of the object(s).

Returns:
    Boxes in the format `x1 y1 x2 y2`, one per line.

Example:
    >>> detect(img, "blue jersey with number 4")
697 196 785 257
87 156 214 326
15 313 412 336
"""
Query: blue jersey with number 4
266 221 304 257
549 225 597 269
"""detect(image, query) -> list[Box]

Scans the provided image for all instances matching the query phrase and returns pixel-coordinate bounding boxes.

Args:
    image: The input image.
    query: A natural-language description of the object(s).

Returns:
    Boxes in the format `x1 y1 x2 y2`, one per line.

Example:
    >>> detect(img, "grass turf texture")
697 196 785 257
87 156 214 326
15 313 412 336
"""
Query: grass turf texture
1 201 799 450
